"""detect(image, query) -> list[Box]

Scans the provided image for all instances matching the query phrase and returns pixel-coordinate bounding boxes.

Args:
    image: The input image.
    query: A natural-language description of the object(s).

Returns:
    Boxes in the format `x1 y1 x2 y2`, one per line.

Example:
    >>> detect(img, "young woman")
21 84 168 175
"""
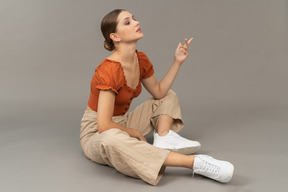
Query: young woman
80 9 234 185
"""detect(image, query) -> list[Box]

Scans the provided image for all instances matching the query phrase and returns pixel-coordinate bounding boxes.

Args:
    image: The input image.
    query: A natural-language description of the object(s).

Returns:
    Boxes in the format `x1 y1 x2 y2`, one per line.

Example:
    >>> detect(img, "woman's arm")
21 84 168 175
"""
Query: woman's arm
97 90 147 142
142 61 181 99
142 38 193 99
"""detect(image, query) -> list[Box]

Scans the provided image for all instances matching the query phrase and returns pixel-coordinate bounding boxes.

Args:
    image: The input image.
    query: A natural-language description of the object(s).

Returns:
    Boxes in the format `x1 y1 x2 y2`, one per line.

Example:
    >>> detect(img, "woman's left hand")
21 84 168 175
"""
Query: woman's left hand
174 37 194 65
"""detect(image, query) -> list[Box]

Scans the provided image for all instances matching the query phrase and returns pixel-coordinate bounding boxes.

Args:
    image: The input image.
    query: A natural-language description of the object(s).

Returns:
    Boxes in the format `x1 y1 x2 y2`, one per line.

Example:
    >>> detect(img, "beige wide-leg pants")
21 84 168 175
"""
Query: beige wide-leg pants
80 90 184 185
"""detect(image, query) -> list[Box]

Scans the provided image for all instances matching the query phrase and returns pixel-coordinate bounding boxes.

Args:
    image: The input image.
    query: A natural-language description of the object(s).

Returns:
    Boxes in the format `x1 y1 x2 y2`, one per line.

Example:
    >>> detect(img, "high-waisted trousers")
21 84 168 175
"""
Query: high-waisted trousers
80 90 184 185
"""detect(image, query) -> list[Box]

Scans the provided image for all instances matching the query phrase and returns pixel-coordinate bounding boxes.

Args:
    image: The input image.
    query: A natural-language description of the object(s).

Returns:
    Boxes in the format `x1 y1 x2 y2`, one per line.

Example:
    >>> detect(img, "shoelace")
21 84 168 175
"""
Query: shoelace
196 157 221 175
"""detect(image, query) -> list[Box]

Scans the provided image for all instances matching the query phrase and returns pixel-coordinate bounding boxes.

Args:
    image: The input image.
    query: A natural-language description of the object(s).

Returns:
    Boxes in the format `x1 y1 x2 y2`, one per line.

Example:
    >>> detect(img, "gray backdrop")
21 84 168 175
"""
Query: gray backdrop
1 0 288 191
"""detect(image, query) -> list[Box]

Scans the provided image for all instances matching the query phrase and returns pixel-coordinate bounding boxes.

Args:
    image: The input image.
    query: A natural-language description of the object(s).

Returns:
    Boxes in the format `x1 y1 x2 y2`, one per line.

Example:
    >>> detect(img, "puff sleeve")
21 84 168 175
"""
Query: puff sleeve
91 61 124 95
138 51 154 79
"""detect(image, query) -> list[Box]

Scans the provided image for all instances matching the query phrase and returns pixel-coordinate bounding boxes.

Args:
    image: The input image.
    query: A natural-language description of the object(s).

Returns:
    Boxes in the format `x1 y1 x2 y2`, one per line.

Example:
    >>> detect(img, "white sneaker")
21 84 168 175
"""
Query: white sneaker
193 155 234 183
153 130 201 154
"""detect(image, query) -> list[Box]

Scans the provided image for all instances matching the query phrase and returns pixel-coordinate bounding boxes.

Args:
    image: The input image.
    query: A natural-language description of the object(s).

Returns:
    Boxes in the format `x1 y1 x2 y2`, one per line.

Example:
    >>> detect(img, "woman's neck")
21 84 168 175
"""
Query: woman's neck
112 42 137 65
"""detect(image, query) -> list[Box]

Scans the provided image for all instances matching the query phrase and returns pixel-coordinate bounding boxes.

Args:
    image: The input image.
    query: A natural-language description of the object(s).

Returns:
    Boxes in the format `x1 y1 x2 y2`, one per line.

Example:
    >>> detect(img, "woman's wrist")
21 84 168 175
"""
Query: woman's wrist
173 58 183 66
127 128 140 138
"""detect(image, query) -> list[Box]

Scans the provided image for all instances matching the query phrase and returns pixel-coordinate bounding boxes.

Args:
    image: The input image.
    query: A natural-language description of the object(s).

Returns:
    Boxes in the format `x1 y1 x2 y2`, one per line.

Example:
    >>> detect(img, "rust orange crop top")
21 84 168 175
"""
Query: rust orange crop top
87 50 154 116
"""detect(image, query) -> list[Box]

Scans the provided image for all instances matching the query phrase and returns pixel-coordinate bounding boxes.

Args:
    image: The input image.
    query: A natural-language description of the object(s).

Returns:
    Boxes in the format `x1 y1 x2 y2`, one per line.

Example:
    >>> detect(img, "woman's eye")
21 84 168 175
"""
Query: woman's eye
125 21 130 25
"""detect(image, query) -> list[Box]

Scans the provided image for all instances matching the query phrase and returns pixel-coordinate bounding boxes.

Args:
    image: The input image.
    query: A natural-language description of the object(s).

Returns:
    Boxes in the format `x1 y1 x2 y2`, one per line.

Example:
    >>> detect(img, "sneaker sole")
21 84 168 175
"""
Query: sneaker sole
167 146 201 155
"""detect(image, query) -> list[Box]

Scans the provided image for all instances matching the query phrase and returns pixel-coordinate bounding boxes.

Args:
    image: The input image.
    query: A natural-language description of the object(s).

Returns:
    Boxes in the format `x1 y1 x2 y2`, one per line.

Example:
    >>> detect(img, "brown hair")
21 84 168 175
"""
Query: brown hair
101 9 125 51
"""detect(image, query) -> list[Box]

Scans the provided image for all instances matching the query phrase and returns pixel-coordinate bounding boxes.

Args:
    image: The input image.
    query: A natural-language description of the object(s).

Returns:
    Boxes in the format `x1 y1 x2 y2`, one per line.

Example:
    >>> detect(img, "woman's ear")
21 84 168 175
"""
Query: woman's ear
110 33 121 42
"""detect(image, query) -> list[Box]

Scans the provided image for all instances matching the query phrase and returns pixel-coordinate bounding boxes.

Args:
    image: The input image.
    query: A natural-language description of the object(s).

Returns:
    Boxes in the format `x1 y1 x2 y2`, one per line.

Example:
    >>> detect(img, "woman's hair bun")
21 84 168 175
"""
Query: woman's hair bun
104 40 114 51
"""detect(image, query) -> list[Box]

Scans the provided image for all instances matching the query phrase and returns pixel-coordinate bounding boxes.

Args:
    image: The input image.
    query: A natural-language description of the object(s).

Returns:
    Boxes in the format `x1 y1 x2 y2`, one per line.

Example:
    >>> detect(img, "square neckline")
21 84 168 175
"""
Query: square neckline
104 50 142 91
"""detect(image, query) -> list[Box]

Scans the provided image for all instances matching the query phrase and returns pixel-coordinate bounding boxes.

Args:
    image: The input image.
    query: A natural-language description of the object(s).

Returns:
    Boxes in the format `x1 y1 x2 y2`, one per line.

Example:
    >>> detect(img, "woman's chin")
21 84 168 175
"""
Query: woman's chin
138 33 144 39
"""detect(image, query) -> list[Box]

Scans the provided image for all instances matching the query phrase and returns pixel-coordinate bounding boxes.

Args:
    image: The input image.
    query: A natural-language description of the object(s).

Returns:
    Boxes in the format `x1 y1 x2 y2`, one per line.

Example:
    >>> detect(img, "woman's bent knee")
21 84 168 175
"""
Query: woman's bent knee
162 89 179 103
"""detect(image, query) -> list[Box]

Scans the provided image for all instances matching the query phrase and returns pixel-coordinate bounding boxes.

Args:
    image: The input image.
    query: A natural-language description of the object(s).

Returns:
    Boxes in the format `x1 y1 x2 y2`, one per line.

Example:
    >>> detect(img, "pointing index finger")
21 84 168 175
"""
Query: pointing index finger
188 37 194 45
184 37 194 48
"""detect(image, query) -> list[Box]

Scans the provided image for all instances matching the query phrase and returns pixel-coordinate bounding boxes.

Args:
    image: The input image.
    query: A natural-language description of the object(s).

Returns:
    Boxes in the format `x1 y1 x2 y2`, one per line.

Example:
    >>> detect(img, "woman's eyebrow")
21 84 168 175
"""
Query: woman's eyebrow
122 15 134 22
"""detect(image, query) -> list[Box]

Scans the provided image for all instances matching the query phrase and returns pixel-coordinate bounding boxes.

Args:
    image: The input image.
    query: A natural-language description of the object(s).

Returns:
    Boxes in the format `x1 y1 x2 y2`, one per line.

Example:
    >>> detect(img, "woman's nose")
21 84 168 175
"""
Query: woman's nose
135 20 140 25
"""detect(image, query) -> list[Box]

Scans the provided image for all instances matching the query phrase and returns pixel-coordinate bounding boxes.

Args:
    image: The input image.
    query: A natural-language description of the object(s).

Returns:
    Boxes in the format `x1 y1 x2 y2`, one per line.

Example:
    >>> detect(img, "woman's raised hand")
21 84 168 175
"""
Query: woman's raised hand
174 37 194 65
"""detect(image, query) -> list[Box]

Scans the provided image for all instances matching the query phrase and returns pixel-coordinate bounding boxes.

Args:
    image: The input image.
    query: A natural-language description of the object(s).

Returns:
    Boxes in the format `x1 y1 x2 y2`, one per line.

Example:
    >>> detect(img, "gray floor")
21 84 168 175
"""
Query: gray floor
1 103 288 191
1 0 288 191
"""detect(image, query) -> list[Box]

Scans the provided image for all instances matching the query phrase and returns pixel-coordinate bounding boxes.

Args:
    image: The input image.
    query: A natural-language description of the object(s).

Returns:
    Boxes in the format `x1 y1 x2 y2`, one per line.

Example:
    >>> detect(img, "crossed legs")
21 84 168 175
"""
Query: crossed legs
156 114 195 169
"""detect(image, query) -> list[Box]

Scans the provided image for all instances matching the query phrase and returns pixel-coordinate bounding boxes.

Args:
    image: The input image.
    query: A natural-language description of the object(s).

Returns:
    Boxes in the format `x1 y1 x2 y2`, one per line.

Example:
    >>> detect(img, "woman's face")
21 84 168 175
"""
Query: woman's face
114 11 144 43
